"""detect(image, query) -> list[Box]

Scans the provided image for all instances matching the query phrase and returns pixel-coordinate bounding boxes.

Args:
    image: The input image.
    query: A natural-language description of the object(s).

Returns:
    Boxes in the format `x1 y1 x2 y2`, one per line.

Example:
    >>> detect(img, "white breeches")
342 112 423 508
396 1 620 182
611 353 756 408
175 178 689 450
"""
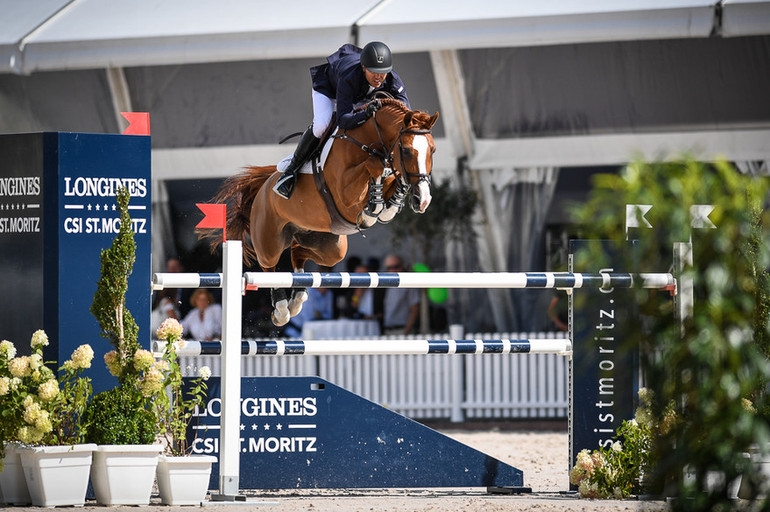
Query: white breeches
312 90 336 138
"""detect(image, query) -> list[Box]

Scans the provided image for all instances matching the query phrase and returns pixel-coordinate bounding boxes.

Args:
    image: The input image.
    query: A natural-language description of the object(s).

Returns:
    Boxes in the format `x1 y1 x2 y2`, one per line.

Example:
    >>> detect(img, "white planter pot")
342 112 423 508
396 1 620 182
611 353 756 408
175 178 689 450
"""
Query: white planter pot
18 444 96 507
0 444 31 505
156 454 217 505
90 444 163 505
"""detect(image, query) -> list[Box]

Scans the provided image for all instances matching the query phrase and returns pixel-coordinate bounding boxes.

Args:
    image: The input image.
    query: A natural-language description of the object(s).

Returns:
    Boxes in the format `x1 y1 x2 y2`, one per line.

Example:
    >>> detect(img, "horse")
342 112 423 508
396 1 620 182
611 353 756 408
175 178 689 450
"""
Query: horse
204 99 439 326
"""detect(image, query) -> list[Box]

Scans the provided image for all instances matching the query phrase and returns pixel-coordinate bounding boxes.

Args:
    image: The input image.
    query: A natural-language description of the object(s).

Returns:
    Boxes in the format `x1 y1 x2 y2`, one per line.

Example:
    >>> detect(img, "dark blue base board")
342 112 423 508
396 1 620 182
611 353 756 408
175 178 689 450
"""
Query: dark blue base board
190 377 524 489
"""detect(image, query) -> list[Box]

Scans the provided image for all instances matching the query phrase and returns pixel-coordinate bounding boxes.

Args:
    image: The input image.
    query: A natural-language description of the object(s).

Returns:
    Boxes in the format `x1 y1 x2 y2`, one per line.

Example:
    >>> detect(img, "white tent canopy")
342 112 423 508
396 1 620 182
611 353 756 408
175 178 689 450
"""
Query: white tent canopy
0 0 746 74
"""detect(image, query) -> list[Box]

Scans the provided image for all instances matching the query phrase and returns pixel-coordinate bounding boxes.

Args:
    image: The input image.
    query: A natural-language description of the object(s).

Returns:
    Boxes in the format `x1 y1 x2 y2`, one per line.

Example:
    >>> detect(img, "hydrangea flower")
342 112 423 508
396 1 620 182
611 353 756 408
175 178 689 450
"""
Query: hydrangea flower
198 366 212 381
70 344 94 369
9 356 31 377
30 329 49 349
38 378 60 402
156 318 184 342
133 349 156 372
0 339 16 360
0 376 10 395
104 350 121 377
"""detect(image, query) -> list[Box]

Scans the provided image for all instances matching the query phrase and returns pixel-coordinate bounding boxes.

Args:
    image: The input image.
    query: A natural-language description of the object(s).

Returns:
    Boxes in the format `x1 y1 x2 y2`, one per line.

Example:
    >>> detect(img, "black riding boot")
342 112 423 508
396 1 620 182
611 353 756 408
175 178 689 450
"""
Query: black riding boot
273 127 320 200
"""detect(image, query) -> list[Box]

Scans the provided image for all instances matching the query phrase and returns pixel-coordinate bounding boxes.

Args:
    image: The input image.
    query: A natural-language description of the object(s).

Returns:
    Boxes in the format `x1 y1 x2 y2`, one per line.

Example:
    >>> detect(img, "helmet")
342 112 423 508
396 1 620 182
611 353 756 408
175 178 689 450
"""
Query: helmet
360 42 393 74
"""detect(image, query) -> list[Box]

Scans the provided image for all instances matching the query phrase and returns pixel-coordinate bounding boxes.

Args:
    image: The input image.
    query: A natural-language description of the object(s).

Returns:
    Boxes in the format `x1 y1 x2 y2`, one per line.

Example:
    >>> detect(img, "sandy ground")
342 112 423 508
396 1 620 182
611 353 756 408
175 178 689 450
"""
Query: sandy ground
8 426 669 511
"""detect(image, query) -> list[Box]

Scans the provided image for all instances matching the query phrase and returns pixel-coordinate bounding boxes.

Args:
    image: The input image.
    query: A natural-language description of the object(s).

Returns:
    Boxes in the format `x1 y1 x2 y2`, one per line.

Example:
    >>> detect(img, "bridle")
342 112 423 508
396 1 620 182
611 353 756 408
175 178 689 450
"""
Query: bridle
332 108 433 192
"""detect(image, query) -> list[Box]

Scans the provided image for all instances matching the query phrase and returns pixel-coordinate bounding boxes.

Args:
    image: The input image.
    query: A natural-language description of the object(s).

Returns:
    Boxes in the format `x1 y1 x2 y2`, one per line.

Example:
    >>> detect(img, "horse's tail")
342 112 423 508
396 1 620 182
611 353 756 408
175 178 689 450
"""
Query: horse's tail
200 166 275 264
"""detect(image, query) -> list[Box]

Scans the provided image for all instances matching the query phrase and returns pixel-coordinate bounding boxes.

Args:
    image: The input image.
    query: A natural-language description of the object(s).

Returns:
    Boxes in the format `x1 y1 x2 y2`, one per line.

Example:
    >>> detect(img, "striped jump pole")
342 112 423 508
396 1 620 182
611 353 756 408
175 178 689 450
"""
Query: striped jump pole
152 271 675 291
152 272 222 290
240 271 674 290
154 337 572 358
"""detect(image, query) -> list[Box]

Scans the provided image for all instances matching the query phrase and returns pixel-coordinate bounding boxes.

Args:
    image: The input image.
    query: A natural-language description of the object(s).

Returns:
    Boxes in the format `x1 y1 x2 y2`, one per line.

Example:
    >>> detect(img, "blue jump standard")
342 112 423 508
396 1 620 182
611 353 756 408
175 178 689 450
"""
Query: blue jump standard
188 377 527 491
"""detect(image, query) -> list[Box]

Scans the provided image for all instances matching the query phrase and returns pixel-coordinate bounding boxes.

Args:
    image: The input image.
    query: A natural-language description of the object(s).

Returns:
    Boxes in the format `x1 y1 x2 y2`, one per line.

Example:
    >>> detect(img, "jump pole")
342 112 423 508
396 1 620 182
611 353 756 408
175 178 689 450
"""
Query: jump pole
155 337 573 357
152 271 674 291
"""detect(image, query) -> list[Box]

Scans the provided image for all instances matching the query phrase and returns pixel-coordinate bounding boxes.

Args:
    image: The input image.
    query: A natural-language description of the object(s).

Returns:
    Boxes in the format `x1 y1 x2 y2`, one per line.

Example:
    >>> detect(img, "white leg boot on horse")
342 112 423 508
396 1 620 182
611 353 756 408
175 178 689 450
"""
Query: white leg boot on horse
273 126 320 200
288 264 309 317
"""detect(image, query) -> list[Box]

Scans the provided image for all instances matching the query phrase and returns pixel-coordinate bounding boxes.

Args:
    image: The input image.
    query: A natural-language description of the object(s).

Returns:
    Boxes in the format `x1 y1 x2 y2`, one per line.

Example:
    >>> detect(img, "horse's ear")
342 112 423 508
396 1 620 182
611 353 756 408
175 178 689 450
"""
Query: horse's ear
428 112 439 129
403 112 413 127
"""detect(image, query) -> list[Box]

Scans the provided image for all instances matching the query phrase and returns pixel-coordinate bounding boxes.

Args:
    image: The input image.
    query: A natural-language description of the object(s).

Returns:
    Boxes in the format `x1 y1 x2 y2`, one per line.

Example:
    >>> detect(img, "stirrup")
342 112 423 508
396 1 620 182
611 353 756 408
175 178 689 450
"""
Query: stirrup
273 173 296 200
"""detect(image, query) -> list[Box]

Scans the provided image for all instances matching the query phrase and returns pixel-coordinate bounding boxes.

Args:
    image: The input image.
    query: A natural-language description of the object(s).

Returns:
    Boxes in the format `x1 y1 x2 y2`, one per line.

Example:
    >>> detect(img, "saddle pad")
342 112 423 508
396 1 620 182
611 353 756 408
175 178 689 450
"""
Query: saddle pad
276 129 336 175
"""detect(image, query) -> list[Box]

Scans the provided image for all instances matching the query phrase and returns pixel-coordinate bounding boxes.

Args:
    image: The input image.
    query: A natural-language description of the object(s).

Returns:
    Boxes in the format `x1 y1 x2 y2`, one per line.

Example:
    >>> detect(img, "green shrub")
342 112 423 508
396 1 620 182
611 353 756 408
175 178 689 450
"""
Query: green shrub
83 386 156 445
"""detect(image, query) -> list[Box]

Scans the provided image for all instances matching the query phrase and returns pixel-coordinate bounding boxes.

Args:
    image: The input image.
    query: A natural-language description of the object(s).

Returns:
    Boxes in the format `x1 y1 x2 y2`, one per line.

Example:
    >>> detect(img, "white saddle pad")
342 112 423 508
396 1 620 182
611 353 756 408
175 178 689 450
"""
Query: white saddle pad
276 129 336 175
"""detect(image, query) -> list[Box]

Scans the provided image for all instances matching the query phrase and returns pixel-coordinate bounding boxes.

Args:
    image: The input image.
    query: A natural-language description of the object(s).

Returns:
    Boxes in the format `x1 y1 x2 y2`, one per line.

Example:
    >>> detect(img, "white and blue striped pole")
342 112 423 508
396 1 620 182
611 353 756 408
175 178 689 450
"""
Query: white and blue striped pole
152 271 675 291
154 337 572 357
243 271 674 290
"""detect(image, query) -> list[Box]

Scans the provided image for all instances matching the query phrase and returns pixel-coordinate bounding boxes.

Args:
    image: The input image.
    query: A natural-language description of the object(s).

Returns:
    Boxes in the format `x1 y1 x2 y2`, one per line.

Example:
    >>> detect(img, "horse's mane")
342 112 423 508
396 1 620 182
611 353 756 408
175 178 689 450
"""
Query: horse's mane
362 98 433 128
377 98 410 114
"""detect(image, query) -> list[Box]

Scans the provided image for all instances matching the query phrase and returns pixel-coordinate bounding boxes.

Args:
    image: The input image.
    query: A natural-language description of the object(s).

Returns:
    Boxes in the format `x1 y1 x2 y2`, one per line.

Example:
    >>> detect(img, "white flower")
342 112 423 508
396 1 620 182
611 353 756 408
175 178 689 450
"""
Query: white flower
0 376 9 395
29 353 43 370
70 344 94 369
104 350 121 376
30 329 49 349
38 379 60 401
9 356 31 377
0 340 16 360
133 349 155 372
611 441 622 452
156 318 184 342
198 366 212 381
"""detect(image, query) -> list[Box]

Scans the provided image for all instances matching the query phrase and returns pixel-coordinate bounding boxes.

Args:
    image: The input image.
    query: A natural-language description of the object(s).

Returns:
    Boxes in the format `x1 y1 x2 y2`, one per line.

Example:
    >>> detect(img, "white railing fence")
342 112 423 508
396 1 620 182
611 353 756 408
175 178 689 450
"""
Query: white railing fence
179 331 569 423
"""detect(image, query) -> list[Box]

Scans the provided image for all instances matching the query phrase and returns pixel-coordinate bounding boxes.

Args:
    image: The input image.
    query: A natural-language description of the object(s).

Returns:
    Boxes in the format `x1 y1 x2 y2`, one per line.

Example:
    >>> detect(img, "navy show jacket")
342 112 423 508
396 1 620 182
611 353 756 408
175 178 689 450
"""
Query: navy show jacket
310 43 410 131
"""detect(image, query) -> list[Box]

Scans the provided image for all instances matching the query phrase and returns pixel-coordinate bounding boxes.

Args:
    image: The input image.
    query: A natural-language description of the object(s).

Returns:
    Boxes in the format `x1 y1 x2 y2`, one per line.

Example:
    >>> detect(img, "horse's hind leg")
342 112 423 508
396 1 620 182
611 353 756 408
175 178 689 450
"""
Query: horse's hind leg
271 288 291 326
287 242 309 318
287 234 348 318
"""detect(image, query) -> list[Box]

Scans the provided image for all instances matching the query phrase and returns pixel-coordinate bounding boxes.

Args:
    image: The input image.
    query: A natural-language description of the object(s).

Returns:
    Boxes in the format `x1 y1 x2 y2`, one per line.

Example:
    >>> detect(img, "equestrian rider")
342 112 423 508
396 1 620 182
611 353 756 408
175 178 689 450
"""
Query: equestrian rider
273 41 410 200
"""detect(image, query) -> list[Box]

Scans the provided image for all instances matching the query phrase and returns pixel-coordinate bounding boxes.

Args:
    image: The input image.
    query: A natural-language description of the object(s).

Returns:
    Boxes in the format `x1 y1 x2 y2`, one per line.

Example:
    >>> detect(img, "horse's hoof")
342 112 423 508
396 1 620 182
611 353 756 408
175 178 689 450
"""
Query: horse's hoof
272 300 291 326
272 310 290 326
288 290 309 317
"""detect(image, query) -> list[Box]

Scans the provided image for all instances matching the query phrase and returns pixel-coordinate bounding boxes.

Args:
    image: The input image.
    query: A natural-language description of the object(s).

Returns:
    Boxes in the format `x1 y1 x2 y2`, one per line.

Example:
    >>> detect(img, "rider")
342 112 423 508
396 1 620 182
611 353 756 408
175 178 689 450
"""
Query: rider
273 41 410 200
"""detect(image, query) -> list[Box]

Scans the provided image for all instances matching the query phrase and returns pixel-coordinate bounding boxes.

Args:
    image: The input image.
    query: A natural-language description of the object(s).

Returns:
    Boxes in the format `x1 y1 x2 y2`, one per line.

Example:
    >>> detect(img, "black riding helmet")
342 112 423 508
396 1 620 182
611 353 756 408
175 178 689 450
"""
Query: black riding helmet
360 41 393 74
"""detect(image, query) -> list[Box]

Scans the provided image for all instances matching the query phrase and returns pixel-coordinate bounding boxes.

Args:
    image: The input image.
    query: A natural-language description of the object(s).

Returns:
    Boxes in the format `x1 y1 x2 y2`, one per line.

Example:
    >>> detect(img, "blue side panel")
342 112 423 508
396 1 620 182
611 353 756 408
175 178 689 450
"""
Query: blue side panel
189 377 523 489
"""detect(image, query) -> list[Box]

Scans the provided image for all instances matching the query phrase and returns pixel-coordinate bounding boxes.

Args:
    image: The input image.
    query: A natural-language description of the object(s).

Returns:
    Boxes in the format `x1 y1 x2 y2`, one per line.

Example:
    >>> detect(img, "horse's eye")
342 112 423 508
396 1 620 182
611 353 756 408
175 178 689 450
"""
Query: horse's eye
401 148 412 160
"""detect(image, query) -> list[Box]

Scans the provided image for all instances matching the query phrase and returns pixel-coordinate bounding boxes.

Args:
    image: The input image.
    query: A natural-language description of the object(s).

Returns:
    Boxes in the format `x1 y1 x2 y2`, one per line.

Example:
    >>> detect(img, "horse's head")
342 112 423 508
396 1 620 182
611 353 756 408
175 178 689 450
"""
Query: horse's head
397 109 439 213
371 100 439 214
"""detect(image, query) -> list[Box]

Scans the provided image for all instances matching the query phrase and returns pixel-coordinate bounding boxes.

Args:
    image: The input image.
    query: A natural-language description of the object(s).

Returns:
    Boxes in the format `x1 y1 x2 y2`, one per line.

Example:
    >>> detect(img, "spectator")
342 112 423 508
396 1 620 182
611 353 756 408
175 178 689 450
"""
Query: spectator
181 288 222 340
351 264 376 320
547 291 569 332
151 287 180 335
166 256 194 318
382 254 420 335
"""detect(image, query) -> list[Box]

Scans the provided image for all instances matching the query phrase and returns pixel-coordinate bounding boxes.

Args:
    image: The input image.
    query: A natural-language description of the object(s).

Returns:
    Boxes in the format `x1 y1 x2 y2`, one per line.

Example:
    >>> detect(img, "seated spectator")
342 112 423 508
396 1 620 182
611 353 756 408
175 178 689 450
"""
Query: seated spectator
181 288 222 340
151 287 180 335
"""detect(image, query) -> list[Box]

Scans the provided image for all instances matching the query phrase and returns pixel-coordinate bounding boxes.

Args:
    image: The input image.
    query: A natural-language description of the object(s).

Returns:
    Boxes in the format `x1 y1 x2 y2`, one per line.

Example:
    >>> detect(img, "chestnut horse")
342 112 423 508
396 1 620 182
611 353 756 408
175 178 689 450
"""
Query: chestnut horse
206 99 439 326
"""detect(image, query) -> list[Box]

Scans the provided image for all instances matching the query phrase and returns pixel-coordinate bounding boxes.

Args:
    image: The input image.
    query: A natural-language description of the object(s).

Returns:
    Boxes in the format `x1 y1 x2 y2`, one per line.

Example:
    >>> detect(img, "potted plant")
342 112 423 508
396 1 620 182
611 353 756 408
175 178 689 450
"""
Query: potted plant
0 330 96 507
153 318 215 505
82 186 162 505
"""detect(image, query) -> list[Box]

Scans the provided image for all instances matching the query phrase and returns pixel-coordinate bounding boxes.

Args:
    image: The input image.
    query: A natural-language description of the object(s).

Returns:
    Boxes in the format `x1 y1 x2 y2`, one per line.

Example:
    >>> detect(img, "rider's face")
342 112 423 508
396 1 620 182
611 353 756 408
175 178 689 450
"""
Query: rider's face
363 66 387 88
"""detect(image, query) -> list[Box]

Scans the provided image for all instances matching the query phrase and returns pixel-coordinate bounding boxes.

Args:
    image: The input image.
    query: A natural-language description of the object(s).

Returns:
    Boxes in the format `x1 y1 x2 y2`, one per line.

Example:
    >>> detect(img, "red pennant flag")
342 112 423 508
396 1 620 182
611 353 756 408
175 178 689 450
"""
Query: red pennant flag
196 203 227 242
121 112 150 135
